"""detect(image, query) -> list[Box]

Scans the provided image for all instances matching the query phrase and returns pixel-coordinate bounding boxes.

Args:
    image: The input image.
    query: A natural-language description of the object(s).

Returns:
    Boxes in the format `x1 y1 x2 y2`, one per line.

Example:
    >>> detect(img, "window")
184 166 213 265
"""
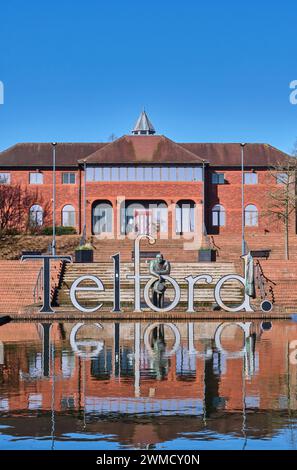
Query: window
93 201 113 234
212 173 225 184
212 204 226 227
62 205 75 227
245 204 258 226
127 167 136 181
175 201 195 233
86 167 94 181
0 173 10 184
29 172 43 184
30 205 43 226
244 172 258 185
62 173 75 184
85 166 203 182
277 173 288 184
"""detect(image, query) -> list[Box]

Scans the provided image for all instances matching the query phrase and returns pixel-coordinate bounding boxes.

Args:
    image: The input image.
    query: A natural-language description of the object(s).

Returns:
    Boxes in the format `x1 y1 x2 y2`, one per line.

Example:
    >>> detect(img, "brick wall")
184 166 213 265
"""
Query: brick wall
2 166 295 241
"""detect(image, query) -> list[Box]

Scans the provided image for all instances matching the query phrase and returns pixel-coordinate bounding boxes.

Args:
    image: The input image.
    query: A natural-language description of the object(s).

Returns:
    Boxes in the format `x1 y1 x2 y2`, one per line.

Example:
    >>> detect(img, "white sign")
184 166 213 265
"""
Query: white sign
70 234 254 314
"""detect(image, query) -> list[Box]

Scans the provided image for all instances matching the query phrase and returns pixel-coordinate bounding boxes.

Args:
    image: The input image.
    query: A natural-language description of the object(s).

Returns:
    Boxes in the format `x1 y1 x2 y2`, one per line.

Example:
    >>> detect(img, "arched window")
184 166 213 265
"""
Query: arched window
175 200 195 233
30 205 43 226
245 204 258 226
212 204 226 227
62 205 75 227
92 201 113 234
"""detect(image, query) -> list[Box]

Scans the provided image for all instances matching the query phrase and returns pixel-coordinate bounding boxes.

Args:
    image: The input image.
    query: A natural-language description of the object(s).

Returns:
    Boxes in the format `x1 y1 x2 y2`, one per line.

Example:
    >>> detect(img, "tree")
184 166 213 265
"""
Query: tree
0 184 50 234
266 151 297 260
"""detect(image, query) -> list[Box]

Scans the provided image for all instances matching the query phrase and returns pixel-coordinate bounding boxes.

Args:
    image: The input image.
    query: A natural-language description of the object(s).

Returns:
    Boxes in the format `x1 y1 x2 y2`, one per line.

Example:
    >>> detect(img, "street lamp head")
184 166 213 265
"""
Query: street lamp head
241 143 246 147
51 142 57 147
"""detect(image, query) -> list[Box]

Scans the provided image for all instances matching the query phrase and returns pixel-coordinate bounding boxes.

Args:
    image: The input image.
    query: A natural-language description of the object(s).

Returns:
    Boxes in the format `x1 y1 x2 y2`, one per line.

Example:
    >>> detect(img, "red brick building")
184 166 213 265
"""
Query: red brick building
0 111 294 258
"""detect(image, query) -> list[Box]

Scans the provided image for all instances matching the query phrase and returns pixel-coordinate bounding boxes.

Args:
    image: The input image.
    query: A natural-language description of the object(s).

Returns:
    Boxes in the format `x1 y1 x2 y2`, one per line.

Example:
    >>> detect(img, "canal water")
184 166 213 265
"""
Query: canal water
0 319 297 450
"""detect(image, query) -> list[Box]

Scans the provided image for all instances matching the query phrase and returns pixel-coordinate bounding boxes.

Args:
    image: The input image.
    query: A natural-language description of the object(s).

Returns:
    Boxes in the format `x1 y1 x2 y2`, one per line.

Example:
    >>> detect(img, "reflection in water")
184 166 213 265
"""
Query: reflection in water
0 319 297 449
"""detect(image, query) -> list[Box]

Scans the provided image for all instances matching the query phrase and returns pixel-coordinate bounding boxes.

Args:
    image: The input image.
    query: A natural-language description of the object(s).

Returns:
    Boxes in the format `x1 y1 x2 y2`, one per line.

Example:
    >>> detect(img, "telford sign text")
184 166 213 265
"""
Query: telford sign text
22 235 254 314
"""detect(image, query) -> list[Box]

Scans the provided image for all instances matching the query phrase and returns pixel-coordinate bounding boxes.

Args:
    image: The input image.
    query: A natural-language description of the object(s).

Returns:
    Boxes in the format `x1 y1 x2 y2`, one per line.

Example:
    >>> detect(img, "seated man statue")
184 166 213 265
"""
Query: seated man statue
149 253 171 308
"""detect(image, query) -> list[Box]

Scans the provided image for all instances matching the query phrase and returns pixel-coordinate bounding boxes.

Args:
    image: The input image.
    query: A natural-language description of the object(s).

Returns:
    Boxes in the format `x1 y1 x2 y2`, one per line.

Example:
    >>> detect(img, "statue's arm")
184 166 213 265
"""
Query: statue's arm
160 261 171 275
149 261 159 278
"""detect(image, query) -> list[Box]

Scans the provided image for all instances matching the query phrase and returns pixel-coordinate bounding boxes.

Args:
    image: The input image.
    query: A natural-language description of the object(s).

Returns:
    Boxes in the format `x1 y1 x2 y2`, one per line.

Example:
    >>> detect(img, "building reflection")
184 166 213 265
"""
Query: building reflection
0 319 297 447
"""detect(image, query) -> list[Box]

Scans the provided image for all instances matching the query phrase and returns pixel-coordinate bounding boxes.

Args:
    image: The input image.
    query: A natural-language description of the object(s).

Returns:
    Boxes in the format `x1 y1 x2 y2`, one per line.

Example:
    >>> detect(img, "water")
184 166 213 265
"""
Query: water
0 319 297 450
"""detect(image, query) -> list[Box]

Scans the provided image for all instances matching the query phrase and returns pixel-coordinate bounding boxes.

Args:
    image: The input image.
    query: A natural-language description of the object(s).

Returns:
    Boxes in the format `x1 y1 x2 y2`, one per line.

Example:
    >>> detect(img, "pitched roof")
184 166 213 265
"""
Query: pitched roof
180 143 292 167
83 135 205 164
0 142 107 167
0 138 292 169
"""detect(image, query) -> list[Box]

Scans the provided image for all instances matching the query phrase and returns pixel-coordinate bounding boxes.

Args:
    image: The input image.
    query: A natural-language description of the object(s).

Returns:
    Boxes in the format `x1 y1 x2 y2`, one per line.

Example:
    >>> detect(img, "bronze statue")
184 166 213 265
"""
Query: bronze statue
149 253 171 308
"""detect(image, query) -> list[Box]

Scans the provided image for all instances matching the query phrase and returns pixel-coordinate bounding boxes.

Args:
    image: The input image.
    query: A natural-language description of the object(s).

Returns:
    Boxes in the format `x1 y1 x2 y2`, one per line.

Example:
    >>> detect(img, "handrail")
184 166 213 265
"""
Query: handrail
254 260 276 303
33 266 44 304
255 263 266 299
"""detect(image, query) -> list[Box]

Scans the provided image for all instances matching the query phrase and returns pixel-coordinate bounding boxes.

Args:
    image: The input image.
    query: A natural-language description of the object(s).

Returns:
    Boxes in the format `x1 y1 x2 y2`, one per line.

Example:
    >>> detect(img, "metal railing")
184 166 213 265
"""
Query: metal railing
254 260 275 303
33 266 44 304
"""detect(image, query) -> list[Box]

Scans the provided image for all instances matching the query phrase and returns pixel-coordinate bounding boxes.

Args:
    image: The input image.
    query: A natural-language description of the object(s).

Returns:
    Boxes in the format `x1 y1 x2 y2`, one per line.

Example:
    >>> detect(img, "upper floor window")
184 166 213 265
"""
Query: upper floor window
62 173 75 184
86 166 203 182
29 172 43 184
212 173 225 184
276 173 288 184
0 173 10 184
244 172 258 185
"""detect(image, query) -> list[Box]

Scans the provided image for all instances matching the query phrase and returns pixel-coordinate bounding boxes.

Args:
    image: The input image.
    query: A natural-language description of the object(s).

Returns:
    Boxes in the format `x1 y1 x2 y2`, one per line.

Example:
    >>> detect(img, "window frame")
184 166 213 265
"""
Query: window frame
244 172 258 185
29 172 44 185
212 204 226 227
62 204 76 227
212 173 225 184
62 172 76 184
0 172 11 184
244 204 258 227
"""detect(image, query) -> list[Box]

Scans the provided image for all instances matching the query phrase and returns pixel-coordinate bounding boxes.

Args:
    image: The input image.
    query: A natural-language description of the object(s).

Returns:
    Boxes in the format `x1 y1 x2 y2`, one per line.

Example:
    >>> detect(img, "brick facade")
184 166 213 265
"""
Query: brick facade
0 131 295 256
1 166 292 237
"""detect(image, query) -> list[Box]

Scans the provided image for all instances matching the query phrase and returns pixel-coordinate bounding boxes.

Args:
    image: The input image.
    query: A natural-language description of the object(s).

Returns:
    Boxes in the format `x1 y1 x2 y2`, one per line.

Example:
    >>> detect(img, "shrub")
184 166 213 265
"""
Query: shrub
75 243 93 251
40 226 77 236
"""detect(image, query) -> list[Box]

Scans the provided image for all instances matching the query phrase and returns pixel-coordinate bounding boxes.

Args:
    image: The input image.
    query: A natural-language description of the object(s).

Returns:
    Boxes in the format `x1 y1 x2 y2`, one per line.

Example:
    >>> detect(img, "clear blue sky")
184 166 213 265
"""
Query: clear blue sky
0 0 297 153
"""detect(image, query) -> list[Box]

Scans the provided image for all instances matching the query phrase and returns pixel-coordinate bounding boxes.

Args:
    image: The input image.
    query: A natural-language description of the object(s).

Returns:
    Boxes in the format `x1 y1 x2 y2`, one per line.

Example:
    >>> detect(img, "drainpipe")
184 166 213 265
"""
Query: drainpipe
202 160 206 236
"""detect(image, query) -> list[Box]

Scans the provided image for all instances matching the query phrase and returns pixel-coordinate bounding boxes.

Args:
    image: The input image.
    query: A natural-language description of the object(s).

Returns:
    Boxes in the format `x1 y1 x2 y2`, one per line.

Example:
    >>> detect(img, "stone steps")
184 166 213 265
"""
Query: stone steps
58 261 243 307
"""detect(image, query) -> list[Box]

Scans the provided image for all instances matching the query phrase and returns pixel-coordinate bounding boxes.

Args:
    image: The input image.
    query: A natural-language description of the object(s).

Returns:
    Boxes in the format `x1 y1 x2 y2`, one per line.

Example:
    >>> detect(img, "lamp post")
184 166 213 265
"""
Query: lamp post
79 160 87 246
241 143 246 256
202 160 206 236
84 160 87 242
51 142 57 256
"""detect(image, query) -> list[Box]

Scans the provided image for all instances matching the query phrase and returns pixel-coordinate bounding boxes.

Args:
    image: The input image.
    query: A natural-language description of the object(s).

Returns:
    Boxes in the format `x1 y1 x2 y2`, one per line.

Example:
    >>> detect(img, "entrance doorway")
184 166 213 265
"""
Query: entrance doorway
134 209 152 235
122 200 168 236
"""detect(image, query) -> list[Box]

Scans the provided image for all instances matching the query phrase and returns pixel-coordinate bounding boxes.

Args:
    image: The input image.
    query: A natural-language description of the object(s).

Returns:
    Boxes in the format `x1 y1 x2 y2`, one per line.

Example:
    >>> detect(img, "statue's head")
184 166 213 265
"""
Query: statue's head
156 253 164 262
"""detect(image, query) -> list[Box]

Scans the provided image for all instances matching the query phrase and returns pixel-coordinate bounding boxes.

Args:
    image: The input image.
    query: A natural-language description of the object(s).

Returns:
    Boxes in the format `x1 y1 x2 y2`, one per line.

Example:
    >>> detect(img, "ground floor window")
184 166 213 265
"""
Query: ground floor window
93 201 113 234
30 205 43 226
62 205 76 227
245 204 258 226
212 204 226 226
175 200 195 233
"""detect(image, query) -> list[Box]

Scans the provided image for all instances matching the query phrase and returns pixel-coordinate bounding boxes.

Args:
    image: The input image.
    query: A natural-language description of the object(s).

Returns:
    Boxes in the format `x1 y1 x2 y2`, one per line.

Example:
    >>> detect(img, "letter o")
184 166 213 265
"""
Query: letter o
143 275 181 312
143 322 181 356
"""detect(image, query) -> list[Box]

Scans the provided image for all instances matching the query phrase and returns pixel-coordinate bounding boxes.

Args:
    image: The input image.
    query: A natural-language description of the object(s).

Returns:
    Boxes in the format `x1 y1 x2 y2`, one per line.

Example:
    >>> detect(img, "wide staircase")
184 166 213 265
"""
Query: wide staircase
0 260 62 314
58 261 244 310
90 236 200 263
